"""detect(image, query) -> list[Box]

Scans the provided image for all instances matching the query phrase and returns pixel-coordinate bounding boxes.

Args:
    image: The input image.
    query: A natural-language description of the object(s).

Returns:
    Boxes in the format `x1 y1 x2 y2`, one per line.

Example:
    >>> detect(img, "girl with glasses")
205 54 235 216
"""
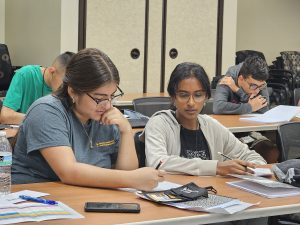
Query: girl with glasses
12 48 164 190
142 62 266 176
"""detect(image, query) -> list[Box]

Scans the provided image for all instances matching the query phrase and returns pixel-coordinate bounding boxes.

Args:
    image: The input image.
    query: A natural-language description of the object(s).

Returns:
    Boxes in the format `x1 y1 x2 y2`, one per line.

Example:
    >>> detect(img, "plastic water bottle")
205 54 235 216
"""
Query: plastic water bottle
0 131 12 197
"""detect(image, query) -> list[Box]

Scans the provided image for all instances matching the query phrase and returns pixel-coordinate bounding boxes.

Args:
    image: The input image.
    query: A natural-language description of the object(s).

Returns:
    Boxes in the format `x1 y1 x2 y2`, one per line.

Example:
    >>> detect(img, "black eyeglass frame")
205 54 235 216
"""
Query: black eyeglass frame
86 86 124 105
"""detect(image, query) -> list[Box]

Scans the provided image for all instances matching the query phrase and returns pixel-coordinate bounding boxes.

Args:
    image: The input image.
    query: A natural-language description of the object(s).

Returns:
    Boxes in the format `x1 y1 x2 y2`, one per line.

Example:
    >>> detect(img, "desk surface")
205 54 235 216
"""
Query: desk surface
209 114 280 133
12 174 300 225
210 114 300 133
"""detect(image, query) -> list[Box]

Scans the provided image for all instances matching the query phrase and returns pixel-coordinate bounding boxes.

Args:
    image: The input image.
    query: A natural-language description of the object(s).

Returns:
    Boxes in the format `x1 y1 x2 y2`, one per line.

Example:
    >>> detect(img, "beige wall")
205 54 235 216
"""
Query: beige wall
222 0 237 74
4 0 78 66
5 0 61 66
0 0 5 43
236 0 300 65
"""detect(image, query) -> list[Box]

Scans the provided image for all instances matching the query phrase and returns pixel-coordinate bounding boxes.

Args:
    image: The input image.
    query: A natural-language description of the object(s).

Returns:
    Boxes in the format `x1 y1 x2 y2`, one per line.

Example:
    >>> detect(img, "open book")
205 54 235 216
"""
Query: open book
239 105 300 123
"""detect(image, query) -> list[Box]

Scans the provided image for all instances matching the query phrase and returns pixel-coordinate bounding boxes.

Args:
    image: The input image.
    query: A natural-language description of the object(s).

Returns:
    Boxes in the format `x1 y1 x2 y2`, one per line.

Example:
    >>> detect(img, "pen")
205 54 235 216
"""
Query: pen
217 152 232 160
19 195 58 205
155 161 163 170
217 152 255 173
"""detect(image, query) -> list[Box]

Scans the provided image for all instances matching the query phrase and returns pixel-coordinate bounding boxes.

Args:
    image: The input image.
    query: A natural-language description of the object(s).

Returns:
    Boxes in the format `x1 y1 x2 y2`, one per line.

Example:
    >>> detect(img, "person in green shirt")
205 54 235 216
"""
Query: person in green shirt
0 51 74 124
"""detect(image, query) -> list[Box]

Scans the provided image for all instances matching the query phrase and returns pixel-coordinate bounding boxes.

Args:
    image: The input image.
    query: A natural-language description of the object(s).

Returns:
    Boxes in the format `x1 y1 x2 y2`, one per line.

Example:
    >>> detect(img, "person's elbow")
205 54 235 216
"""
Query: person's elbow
56 166 79 185
0 106 24 124
213 102 225 114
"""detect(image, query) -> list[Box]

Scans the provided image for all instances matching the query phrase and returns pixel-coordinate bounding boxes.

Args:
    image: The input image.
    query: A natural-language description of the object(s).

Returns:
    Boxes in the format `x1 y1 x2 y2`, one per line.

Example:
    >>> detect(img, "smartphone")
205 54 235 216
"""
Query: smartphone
84 202 140 213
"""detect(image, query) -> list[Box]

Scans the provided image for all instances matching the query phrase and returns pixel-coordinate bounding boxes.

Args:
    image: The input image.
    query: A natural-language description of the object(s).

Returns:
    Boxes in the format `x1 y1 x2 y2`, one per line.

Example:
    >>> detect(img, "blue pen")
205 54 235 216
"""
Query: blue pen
19 195 58 205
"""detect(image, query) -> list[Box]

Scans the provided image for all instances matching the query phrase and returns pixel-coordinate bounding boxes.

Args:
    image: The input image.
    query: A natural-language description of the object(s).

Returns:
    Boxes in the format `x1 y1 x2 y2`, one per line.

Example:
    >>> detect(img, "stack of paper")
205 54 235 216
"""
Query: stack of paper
239 105 300 123
0 190 83 225
227 174 300 198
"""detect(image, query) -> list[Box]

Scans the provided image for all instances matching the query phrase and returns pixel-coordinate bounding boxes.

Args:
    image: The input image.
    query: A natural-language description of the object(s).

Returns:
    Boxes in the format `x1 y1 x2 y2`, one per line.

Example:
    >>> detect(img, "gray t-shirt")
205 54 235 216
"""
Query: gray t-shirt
12 95 120 184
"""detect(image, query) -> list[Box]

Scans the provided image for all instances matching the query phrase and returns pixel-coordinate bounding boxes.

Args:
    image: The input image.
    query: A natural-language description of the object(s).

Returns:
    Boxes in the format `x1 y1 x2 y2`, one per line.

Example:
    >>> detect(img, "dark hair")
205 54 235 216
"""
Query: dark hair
55 48 119 107
53 51 75 69
167 62 211 99
239 56 269 81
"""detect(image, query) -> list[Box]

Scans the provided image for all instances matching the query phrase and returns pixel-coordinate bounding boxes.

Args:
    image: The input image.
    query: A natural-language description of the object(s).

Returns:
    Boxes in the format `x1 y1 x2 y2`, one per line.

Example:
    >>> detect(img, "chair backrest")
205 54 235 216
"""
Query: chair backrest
294 88 300 106
134 131 145 168
235 50 266 65
132 97 171 117
0 44 13 91
277 122 300 162
200 99 213 114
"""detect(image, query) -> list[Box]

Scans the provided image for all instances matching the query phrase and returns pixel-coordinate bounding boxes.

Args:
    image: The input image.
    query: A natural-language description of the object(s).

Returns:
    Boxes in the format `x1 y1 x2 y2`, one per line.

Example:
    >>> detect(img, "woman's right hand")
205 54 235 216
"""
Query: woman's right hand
130 167 165 191
216 160 256 176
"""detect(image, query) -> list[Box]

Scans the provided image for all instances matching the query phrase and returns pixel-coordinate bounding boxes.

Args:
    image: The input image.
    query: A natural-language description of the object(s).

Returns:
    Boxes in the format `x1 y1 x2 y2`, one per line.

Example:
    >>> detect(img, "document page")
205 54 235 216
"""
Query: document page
239 105 300 123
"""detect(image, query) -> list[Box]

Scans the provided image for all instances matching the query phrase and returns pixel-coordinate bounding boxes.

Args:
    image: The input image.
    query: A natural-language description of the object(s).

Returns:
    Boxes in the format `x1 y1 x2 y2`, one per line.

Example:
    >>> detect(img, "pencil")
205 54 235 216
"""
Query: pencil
217 152 232 160
217 152 253 173
155 161 163 170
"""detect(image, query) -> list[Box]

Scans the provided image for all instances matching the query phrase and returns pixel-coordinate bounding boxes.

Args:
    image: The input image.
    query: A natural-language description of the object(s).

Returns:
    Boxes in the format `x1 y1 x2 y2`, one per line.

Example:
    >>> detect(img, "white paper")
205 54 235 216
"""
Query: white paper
118 181 181 193
0 201 83 225
252 168 273 177
239 105 300 123
227 180 300 198
0 190 49 204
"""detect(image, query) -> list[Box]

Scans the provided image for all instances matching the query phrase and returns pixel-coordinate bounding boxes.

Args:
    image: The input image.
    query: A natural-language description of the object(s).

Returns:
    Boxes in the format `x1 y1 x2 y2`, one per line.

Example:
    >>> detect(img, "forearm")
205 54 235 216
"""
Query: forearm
60 162 136 188
115 129 138 170
0 106 25 124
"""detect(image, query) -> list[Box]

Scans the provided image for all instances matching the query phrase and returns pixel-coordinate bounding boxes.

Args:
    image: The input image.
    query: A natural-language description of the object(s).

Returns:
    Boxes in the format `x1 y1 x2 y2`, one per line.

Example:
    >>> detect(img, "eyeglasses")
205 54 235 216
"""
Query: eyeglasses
245 79 267 90
86 86 124 106
175 91 206 103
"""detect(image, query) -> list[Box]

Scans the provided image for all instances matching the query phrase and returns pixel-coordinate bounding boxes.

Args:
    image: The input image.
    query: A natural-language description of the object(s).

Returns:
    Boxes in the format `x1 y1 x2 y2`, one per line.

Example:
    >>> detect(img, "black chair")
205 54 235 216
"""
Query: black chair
132 97 171 117
200 99 213 114
134 131 146 168
294 88 300 106
267 83 291 105
0 44 13 93
235 50 266 65
277 122 300 162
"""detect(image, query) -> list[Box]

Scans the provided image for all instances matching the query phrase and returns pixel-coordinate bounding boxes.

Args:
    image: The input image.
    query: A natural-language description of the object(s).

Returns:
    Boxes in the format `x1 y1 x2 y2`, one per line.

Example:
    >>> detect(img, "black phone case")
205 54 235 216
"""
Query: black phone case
84 202 140 213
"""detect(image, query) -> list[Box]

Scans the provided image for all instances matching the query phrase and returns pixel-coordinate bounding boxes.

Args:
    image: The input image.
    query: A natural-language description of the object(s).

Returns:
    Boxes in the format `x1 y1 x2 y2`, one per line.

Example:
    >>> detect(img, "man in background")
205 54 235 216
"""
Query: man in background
0 51 74 124
213 56 269 114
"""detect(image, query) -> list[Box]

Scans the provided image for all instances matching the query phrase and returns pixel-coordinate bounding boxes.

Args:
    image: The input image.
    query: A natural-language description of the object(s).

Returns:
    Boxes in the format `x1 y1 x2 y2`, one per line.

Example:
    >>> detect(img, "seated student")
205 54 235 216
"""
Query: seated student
213 56 269 115
12 48 164 191
0 51 75 124
143 62 267 225
143 62 266 176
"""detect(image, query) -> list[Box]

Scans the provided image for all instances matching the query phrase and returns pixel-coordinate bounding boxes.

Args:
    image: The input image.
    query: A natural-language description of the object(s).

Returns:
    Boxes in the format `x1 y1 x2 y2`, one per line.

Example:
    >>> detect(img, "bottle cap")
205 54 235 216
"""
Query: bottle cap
0 131 7 137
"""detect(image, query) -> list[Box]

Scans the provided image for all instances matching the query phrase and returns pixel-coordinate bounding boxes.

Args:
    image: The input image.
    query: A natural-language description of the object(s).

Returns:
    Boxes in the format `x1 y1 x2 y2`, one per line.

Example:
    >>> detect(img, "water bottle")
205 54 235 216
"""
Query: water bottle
0 131 12 197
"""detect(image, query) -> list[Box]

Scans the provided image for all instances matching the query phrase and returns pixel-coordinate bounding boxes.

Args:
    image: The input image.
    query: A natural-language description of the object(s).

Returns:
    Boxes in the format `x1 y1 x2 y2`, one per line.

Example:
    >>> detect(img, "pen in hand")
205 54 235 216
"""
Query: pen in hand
19 195 58 205
217 152 255 173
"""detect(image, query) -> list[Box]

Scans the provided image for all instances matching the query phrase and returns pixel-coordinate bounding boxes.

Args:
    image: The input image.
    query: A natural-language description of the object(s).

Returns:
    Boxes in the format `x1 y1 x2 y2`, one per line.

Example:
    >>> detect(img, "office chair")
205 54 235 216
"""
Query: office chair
200 99 214 114
235 50 266 65
132 97 171 117
277 122 300 162
0 44 13 92
294 88 300 106
134 131 146 168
